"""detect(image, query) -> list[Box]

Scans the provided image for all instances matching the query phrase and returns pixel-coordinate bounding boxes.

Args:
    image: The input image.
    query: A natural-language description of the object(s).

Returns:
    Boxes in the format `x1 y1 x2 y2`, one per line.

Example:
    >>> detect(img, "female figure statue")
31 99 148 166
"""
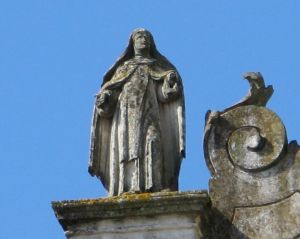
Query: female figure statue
89 29 185 196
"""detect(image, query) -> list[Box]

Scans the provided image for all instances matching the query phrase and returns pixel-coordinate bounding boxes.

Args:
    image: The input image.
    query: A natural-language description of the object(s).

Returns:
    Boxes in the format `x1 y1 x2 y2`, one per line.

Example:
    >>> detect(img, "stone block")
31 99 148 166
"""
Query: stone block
52 191 211 239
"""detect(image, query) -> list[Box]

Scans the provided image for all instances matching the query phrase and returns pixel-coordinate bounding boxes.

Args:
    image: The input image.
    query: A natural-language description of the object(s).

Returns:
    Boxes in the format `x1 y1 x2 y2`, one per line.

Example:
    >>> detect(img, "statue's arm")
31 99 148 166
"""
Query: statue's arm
95 64 131 117
158 71 182 102
95 89 119 117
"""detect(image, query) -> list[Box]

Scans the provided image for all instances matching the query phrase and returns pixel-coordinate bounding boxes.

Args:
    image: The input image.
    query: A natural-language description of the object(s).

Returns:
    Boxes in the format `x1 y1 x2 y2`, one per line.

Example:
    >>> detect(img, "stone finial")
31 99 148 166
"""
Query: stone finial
204 72 300 238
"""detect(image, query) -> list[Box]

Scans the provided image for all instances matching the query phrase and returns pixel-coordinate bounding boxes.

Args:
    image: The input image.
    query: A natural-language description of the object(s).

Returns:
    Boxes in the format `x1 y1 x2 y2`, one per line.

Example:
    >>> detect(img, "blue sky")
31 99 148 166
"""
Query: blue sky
1 1 300 238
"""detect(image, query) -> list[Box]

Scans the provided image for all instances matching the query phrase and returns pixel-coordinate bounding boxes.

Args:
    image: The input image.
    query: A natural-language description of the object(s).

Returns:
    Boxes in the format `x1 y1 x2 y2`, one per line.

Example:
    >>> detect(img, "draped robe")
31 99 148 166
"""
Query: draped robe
89 56 185 196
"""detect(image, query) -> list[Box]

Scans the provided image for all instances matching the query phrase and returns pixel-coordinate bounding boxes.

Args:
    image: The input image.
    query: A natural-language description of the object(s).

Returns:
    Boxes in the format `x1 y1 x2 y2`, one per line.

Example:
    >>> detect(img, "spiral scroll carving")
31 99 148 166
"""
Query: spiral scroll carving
205 105 287 173
204 73 300 238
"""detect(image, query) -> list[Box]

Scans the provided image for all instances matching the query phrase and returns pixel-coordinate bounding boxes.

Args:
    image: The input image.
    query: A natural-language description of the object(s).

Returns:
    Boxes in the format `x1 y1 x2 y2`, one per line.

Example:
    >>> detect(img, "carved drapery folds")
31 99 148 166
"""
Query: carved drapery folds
204 72 300 239
89 29 185 197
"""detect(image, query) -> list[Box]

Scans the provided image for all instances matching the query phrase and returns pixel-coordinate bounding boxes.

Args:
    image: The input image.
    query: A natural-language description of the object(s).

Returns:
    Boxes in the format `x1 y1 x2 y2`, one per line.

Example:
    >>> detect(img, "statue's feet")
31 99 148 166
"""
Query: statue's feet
128 187 141 194
121 190 141 196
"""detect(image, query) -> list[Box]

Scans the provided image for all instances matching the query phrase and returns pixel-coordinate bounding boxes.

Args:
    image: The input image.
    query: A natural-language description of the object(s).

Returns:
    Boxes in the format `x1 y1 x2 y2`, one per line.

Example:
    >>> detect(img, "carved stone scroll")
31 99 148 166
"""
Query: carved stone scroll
204 72 300 238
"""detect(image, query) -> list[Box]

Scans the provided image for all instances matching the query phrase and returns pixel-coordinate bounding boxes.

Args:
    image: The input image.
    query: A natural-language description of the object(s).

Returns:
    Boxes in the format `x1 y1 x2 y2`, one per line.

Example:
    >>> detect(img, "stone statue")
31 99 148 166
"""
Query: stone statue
89 28 185 196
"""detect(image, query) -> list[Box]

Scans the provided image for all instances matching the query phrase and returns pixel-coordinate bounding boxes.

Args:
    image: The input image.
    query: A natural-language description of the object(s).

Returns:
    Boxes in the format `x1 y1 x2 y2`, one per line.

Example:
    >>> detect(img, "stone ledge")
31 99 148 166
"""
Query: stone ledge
52 190 210 230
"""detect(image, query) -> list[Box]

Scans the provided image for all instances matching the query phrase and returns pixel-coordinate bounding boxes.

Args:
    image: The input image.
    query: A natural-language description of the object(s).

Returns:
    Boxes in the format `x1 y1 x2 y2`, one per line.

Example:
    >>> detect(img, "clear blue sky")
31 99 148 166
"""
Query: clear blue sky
1 1 300 238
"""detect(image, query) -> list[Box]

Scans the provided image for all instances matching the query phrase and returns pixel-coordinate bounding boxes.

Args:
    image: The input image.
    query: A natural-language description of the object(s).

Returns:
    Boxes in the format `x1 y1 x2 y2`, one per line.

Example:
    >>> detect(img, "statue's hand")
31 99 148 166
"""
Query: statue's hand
160 72 180 101
96 91 110 108
95 90 118 117
164 83 178 97
166 72 177 88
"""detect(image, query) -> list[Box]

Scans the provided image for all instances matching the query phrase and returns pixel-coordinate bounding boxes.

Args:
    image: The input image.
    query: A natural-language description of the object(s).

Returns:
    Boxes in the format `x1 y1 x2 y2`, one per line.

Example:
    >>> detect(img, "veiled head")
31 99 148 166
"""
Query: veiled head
103 28 173 85
132 29 151 53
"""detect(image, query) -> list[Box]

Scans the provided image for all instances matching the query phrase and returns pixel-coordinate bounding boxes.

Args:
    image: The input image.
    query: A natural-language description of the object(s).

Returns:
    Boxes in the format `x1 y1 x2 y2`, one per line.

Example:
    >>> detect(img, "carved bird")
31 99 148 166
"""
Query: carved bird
243 72 273 106
244 72 265 89
224 72 273 112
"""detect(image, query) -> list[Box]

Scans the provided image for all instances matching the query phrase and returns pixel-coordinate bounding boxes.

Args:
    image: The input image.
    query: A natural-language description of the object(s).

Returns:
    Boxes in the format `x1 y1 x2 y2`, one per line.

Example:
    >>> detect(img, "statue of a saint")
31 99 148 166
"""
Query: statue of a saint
89 29 185 196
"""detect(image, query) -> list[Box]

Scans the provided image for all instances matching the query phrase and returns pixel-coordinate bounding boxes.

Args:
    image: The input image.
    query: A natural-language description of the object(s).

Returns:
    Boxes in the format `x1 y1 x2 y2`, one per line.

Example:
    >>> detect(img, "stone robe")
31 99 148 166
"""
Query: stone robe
89 56 185 196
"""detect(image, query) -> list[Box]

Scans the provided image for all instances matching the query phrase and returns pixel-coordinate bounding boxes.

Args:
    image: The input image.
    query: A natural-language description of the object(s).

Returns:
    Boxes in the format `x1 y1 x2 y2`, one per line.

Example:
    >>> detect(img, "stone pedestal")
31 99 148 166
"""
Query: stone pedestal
52 191 211 239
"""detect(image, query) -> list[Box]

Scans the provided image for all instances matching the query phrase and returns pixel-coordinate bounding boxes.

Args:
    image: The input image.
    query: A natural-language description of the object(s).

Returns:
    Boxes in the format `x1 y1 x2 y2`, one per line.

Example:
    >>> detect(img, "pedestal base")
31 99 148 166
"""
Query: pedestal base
52 191 211 239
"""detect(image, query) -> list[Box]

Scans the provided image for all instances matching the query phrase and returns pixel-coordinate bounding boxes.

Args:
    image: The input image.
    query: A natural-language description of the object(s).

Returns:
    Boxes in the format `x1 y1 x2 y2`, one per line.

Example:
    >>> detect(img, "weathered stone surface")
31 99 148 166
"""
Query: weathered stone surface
204 72 300 238
89 28 185 196
232 192 300 239
64 215 204 239
52 191 211 239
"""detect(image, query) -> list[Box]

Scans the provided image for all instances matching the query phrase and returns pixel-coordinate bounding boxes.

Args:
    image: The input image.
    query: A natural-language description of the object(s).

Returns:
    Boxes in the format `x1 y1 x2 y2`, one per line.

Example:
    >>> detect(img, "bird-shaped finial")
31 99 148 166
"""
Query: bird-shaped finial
223 72 273 112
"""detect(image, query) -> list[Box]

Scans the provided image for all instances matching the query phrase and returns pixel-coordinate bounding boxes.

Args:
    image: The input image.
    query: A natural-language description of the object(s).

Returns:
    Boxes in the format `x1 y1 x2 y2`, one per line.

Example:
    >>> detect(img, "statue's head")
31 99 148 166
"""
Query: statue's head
102 28 174 85
132 28 151 55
